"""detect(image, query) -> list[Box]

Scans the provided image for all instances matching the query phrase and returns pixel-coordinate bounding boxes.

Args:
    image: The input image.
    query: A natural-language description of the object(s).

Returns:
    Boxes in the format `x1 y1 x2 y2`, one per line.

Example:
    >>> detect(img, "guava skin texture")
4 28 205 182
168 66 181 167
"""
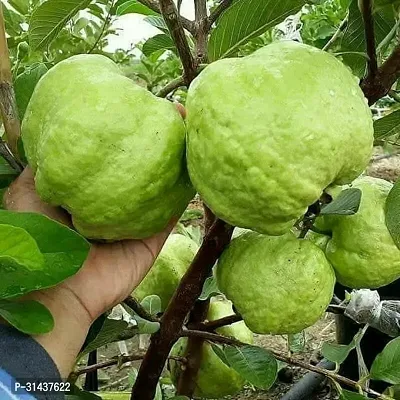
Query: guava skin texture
22 54 194 240
319 176 400 289
216 232 336 335
186 40 373 236
171 299 253 398
133 234 199 310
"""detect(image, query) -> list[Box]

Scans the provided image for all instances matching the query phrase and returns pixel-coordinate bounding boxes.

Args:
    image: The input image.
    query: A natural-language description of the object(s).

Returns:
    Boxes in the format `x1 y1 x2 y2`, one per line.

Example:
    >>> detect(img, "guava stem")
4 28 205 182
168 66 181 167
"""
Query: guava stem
189 313 243 331
131 218 234 400
124 295 160 322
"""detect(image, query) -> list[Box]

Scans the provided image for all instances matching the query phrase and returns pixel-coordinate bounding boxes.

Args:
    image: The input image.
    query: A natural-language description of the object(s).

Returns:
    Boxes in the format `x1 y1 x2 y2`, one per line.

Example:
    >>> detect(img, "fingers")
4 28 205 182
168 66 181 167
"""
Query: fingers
3 167 71 226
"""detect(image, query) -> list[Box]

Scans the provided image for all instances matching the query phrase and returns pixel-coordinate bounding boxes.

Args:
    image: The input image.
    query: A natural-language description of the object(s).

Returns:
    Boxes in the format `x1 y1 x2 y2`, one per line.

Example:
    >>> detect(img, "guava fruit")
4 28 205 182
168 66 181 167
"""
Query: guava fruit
171 299 253 398
22 54 194 240
216 231 335 334
186 40 373 236
134 233 198 310
317 176 400 288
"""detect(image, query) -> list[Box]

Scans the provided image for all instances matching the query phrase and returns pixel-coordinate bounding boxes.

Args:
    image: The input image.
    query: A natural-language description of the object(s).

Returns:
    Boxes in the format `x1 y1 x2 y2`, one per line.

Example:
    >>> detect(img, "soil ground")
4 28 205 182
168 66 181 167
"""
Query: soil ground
84 148 400 399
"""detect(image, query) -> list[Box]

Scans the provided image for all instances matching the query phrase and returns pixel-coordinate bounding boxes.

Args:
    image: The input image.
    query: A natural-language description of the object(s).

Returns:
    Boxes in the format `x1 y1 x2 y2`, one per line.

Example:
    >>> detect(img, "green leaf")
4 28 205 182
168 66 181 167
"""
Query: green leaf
340 0 395 76
224 344 278 389
374 110 400 140
142 34 175 57
79 317 129 357
0 156 18 189
1 2 24 36
0 299 53 334
383 384 400 399
211 343 231 367
144 15 169 33
288 332 306 353
29 0 92 50
14 63 48 120
9 0 29 15
140 294 162 315
0 210 90 298
208 0 306 61
322 341 356 364
179 208 203 222
371 336 400 384
339 389 368 399
199 276 221 301
386 179 400 249
116 0 157 16
320 188 361 215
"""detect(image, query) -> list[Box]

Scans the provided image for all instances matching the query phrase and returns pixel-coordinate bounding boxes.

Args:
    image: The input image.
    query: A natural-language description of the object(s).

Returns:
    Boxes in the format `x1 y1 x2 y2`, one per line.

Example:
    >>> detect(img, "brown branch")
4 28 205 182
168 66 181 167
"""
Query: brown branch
136 0 195 33
0 139 22 172
176 299 210 396
131 218 234 400
208 0 234 28
361 0 378 78
194 0 208 62
327 304 346 314
72 353 186 378
159 0 197 84
0 3 21 156
181 330 389 399
191 313 243 331
123 296 159 322
156 76 186 97
361 43 400 104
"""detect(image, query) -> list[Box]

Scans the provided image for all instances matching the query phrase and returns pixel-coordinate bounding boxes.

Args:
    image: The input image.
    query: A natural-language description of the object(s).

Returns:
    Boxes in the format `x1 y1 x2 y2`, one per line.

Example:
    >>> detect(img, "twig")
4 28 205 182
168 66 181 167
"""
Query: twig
131 218 234 400
0 3 21 156
191 313 243 331
136 0 195 34
181 330 390 399
158 0 197 84
72 353 186 377
322 15 348 52
156 76 186 97
326 304 346 314
208 0 234 28
88 0 115 54
124 296 159 322
0 139 22 172
360 0 378 78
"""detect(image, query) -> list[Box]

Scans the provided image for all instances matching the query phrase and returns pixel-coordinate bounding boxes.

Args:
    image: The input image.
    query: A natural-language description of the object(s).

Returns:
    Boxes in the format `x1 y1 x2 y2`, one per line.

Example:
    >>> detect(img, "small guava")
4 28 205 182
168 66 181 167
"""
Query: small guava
133 234 198 310
22 54 194 240
317 176 400 288
186 40 373 236
170 299 253 398
216 232 335 334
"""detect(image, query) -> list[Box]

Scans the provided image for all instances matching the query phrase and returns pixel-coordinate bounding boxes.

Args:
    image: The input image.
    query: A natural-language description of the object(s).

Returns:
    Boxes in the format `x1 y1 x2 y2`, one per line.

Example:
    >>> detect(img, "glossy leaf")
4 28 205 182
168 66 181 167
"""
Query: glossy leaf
199 276 221 300
322 341 356 364
140 294 162 315
29 0 92 50
386 179 400 249
339 389 368 399
371 336 400 384
116 0 157 16
208 0 306 61
142 34 175 57
144 15 169 33
0 157 18 189
224 345 278 389
0 210 90 298
320 188 361 215
0 299 54 334
374 109 400 140
9 0 29 15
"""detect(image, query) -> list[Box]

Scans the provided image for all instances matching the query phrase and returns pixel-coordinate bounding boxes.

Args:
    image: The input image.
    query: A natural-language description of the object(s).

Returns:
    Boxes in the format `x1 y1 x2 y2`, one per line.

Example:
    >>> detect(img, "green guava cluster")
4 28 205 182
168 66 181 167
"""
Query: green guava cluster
134 233 198 310
315 176 400 289
186 40 373 235
170 299 253 398
22 54 194 240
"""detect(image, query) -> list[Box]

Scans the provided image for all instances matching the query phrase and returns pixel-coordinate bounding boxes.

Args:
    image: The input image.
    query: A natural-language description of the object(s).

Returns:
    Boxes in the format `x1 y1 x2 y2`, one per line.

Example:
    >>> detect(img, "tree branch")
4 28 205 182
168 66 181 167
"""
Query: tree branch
194 0 208 62
72 353 186 378
208 0 233 28
191 313 243 331
181 330 390 399
124 295 159 322
158 0 197 84
0 138 22 172
156 76 186 97
131 218 234 400
137 0 195 33
0 3 21 157
361 0 378 78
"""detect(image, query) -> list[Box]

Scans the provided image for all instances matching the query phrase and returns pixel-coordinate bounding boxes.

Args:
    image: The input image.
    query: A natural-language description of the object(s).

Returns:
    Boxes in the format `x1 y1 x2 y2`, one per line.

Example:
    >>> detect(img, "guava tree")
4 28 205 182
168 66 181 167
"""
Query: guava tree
2 1 400 400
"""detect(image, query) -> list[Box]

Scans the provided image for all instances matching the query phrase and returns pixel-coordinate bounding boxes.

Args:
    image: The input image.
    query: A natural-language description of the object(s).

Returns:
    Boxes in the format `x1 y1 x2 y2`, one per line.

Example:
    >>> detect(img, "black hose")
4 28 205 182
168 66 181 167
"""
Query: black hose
280 359 335 400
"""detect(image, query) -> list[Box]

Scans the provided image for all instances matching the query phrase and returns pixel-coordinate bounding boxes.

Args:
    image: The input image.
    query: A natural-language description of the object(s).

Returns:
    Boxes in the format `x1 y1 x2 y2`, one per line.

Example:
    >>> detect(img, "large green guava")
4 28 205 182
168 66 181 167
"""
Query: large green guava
171 299 253 398
216 231 335 334
134 233 198 310
186 40 373 236
22 54 194 240
317 176 400 288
